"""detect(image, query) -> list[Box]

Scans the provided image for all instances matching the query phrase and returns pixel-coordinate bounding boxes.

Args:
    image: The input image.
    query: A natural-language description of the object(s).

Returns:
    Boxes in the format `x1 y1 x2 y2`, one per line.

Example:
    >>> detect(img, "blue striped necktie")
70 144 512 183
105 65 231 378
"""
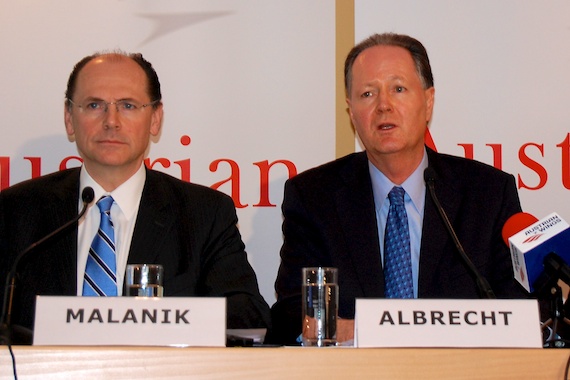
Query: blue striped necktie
383 186 414 298
83 195 117 296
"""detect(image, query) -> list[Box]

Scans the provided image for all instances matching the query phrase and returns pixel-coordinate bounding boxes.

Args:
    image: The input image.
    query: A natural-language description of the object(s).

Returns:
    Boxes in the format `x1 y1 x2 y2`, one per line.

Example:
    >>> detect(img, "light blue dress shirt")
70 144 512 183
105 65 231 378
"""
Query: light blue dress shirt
369 149 428 298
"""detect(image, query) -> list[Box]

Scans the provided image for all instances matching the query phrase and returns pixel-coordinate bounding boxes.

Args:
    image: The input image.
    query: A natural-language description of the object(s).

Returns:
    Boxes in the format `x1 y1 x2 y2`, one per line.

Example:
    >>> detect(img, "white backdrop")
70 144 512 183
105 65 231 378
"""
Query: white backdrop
2 1 570 305
0 0 336 304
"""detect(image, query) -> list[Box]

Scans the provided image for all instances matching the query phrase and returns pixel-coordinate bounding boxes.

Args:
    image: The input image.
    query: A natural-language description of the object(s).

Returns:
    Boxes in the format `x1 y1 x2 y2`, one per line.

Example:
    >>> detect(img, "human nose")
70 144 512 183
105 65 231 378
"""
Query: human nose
375 91 393 113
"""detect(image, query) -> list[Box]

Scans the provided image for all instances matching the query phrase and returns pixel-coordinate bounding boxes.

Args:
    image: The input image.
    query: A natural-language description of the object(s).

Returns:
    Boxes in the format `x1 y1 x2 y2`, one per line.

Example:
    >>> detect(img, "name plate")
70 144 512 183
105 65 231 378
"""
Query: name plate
355 299 542 348
33 296 226 347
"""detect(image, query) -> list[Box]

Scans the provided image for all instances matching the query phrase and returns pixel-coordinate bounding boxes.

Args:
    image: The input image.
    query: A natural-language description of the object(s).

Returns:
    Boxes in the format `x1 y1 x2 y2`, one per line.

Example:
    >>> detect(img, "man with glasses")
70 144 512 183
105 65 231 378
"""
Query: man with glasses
0 52 271 343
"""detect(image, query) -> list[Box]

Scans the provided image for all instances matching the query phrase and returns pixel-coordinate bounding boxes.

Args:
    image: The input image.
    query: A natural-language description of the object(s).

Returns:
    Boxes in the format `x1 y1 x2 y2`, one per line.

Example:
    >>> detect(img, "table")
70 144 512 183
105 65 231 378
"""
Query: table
1 346 569 379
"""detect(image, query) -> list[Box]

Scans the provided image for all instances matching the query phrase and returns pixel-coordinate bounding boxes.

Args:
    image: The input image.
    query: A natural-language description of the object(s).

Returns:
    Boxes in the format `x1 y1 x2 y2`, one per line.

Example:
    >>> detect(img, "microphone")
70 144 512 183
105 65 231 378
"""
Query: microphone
501 212 539 246
0 186 95 345
503 211 570 293
504 212 570 347
423 167 496 299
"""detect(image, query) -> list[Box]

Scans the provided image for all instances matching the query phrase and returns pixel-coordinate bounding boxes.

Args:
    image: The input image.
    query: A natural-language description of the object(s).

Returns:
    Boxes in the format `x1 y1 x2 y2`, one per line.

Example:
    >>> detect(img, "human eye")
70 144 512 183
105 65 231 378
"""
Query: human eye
118 101 139 111
360 91 373 98
394 85 406 93
85 101 104 111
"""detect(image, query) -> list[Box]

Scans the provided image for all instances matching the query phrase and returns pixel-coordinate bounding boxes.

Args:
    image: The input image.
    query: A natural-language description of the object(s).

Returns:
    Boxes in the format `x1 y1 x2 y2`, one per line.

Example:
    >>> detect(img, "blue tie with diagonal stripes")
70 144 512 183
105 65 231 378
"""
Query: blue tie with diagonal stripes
384 186 414 298
83 195 117 296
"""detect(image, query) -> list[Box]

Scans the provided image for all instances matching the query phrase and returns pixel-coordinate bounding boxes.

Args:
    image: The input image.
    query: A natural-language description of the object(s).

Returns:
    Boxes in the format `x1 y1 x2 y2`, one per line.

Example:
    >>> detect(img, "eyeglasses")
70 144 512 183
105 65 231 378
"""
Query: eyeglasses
67 98 159 118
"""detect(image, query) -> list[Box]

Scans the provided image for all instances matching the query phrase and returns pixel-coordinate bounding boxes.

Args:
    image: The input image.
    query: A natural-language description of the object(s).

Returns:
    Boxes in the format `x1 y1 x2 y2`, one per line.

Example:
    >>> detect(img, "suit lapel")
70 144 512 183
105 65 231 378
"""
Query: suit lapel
128 170 172 265
335 153 384 297
418 150 461 295
52 169 81 295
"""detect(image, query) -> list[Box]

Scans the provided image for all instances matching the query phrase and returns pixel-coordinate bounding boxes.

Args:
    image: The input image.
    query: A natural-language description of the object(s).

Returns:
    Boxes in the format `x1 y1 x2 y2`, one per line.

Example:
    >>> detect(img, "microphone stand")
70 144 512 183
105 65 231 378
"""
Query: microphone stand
0 187 94 345
424 168 495 299
0 281 12 344
533 253 570 348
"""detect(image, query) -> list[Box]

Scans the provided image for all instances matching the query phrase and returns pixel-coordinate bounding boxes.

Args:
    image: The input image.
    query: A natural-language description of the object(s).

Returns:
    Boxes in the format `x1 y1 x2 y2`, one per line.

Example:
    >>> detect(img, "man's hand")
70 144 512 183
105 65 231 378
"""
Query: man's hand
337 318 355 345
302 316 354 345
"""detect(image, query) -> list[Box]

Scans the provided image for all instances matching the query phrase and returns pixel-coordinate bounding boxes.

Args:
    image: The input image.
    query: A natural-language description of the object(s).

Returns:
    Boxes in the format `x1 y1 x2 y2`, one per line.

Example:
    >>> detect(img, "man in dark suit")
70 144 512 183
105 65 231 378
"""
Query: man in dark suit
270 33 527 345
0 52 270 342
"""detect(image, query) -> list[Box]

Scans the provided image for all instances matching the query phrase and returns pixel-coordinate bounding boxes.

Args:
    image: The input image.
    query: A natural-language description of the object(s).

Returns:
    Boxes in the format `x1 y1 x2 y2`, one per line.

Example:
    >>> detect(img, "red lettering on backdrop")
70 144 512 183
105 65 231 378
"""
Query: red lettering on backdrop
175 135 192 182
143 158 191 183
557 133 570 189
455 144 502 169
253 160 298 207
210 159 248 209
144 136 191 182
2 132 568 199
518 143 547 190
486 144 503 170
59 156 82 170
24 157 41 178
457 144 474 160
144 158 171 170
0 157 9 190
174 159 191 182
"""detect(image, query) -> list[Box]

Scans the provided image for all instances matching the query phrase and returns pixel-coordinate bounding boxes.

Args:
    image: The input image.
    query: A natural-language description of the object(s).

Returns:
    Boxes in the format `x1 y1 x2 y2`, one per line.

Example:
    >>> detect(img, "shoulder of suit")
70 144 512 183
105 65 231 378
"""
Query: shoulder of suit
0 168 80 199
431 151 511 177
288 152 367 184
145 169 232 201
428 150 514 189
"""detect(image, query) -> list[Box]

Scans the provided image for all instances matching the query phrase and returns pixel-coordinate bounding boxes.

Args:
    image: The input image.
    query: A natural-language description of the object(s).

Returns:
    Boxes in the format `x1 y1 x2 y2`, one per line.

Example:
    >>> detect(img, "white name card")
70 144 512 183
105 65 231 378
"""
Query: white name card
33 296 226 347
355 299 542 348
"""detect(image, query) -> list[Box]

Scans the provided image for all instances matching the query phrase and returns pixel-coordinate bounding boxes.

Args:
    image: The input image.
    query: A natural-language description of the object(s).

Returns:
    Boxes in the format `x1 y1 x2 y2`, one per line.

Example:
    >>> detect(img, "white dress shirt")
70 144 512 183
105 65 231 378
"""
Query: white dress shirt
76 164 146 295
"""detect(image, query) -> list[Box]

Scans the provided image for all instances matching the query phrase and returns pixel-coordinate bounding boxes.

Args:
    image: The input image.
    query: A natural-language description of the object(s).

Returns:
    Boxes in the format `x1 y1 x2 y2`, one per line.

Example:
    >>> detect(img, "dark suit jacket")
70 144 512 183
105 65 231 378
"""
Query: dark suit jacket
0 168 271 336
270 148 528 344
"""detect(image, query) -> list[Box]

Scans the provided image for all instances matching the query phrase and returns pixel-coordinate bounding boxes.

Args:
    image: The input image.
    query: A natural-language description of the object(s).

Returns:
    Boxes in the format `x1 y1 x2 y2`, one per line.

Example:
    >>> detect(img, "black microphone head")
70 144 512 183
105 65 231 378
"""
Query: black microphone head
424 167 436 184
81 187 95 204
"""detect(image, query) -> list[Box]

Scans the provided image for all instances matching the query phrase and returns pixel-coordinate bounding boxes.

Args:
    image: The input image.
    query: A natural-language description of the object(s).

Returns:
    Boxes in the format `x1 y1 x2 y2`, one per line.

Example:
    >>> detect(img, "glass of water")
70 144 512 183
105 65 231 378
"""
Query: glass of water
301 267 338 346
126 264 164 297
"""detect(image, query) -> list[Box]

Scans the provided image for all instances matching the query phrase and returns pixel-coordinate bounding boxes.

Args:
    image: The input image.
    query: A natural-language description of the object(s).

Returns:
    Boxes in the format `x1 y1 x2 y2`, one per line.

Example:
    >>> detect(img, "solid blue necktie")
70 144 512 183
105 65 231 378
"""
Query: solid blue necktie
384 186 414 298
83 195 117 296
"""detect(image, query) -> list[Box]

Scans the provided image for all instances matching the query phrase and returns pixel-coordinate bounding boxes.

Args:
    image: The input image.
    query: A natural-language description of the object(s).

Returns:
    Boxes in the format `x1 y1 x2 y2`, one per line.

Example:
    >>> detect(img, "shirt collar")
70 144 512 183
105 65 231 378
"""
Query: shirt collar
79 164 146 221
369 149 428 213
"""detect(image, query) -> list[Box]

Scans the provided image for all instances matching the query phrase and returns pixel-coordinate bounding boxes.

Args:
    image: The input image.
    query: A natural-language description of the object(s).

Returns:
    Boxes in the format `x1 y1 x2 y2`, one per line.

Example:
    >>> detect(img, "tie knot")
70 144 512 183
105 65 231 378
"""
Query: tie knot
97 195 114 213
388 186 405 206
